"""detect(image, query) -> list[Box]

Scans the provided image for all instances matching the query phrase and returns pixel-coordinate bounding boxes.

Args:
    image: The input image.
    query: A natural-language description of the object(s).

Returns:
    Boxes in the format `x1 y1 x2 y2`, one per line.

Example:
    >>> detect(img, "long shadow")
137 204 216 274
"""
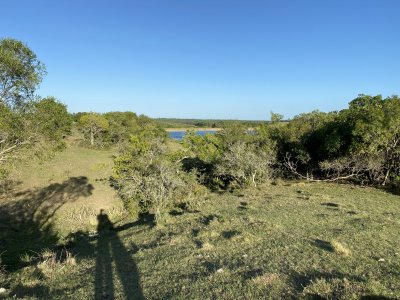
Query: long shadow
0 176 93 271
311 239 335 252
94 210 144 300
288 269 365 295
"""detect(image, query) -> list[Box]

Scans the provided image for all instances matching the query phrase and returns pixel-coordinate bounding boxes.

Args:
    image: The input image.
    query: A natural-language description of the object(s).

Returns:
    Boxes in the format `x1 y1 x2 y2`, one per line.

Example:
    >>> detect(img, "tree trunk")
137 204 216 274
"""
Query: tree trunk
252 172 256 187
90 129 94 146
382 167 391 186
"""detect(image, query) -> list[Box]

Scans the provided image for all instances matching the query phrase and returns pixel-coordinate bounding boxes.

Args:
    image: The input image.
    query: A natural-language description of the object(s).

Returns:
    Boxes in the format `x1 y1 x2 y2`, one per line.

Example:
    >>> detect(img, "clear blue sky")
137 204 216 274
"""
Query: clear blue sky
1 0 399 120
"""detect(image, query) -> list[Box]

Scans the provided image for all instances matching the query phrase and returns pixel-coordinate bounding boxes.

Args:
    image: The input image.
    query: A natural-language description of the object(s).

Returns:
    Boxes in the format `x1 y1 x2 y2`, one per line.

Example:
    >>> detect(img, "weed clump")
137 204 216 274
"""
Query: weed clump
34 249 77 278
331 240 351 256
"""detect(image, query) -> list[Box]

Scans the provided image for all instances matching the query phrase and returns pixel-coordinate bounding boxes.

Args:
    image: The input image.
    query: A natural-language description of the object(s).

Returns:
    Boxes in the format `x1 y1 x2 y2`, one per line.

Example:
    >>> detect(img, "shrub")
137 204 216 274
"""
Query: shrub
112 128 202 224
182 123 276 188
215 141 274 187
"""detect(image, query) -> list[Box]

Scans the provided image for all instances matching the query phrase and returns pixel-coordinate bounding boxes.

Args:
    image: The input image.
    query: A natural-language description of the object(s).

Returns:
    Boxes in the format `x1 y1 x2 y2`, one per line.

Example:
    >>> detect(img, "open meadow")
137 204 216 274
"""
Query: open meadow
1 142 399 299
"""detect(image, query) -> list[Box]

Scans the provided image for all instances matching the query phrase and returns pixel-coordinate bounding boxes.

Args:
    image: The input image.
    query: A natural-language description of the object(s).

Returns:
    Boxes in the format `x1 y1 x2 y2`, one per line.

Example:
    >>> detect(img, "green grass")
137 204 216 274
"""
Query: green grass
8 144 124 234
1 145 400 299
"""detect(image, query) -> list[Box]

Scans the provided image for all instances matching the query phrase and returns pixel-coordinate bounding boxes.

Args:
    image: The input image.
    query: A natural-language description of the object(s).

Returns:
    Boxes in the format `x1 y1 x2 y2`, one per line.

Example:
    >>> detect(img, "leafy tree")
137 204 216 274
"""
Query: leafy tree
270 111 284 123
112 126 200 224
1 97 72 178
182 130 222 163
71 112 86 123
0 104 25 172
1 38 47 169
104 111 138 144
33 97 72 142
275 95 400 186
79 113 109 146
0 38 46 108
0 39 73 181
341 95 400 184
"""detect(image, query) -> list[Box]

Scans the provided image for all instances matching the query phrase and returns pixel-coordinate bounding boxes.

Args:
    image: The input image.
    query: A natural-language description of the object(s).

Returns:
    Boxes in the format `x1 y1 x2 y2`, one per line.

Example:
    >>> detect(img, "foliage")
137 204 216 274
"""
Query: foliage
182 129 222 163
181 123 276 188
0 38 46 108
78 113 109 147
215 141 274 187
32 97 72 143
273 95 400 186
76 112 165 148
0 97 71 177
104 111 138 144
112 126 201 224
270 111 284 123
0 39 72 182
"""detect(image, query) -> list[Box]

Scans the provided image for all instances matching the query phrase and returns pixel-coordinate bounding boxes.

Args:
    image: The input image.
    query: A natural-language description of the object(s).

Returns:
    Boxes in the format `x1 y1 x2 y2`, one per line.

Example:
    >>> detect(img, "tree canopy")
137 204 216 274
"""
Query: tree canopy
0 38 46 108
0 39 70 180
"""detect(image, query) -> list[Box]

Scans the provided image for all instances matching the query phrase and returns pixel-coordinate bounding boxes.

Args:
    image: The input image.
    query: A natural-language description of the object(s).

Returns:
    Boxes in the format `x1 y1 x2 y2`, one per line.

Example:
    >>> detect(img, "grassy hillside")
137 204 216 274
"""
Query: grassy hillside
0 144 399 299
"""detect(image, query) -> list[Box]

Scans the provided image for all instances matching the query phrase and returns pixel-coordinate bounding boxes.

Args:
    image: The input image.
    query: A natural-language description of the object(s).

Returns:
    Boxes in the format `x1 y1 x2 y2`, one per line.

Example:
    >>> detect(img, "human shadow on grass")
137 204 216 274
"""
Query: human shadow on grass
0 176 93 272
94 210 144 300
68 211 148 299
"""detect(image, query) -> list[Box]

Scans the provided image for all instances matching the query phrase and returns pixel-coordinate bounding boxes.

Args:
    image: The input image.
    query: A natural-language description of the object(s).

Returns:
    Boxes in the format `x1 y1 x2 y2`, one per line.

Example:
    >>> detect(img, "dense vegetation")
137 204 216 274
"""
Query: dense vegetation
1 38 399 299
111 95 400 226
273 95 400 186
0 39 71 182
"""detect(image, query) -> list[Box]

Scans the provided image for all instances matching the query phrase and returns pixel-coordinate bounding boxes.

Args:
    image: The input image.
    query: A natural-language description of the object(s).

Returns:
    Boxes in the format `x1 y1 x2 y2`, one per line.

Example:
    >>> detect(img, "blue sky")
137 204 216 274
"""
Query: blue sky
1 0 399 119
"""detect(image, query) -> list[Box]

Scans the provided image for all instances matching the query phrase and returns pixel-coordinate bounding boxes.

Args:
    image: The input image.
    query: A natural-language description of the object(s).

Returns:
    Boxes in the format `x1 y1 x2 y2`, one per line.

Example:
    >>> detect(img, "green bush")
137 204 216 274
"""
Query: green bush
272 95 400 185
112 127 202 224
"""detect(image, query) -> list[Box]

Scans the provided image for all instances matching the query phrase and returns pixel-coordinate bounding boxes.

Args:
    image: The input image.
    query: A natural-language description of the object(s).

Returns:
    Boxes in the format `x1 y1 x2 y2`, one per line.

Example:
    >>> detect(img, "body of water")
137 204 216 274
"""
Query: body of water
168 130 218 140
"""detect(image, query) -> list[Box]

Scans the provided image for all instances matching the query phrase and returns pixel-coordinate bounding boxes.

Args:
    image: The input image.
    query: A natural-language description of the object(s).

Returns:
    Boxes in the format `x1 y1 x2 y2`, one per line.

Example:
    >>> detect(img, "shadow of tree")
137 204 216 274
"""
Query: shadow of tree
0 176 93 271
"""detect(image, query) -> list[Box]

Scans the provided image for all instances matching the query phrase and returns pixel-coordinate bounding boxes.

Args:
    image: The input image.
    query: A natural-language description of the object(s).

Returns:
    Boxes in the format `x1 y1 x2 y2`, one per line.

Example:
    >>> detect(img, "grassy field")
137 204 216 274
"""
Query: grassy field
1 144 399 299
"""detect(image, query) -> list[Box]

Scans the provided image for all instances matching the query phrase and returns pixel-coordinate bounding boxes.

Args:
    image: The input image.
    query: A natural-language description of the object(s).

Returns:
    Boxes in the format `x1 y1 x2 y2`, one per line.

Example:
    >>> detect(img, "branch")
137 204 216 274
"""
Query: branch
283 153 309 180
284 153 360 182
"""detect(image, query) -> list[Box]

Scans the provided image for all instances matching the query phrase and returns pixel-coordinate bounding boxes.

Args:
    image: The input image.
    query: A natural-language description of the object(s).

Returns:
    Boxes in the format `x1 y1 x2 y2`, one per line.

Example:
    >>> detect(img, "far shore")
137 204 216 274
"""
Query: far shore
164 127 223 132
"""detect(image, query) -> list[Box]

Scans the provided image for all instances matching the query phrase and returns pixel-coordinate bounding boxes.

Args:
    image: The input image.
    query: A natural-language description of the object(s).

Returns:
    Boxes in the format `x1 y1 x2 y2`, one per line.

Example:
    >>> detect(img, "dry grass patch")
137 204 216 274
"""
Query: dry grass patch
331 240 351 256
252 272 281 286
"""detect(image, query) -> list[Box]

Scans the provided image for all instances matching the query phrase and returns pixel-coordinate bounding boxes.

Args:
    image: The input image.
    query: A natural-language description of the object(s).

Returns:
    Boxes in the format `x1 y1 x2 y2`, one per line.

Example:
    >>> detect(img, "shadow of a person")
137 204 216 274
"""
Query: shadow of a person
95 209 144 300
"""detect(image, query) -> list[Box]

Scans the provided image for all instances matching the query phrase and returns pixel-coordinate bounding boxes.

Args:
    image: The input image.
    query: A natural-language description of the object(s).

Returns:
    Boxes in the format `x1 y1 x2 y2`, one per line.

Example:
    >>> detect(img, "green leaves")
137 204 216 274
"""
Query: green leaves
276 94 400 185
112 126 199 224
33 97 72 141
78 113 109 146
0 38 46 108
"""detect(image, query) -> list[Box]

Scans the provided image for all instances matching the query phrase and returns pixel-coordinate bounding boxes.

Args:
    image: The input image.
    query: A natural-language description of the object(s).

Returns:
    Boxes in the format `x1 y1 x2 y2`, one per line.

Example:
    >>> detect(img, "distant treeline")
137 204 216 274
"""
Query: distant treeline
154 118 270 128
71 111 165 148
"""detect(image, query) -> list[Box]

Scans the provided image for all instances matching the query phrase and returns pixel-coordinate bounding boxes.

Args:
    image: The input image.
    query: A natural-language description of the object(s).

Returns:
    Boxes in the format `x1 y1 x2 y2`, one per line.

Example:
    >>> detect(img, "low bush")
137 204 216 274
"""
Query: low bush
112 127 204 224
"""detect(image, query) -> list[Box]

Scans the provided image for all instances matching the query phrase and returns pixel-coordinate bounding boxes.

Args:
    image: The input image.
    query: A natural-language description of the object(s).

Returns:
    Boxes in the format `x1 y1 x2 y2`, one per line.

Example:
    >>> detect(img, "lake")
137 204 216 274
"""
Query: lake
168 130 218 140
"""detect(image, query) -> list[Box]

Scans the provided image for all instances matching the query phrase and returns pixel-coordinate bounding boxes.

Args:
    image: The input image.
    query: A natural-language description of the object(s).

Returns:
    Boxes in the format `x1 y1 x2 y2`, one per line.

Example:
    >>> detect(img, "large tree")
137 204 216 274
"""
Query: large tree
0 39 71 180
79 113 109 146
33 96 72 142
0 38 46 108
